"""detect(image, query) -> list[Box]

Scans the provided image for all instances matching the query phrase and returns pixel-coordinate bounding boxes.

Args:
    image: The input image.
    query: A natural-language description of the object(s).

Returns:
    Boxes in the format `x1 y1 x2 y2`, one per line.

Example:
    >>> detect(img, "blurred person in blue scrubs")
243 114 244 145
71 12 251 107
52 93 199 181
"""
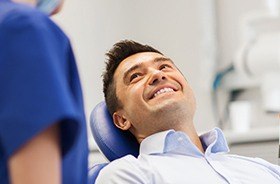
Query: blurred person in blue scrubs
0 0 88 184
97 40 280 184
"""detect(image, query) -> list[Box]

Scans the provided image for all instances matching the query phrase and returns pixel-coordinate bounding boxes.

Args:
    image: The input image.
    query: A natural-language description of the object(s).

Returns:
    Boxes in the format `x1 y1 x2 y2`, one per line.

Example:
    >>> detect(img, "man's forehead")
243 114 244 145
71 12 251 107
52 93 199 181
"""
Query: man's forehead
116 52 167 74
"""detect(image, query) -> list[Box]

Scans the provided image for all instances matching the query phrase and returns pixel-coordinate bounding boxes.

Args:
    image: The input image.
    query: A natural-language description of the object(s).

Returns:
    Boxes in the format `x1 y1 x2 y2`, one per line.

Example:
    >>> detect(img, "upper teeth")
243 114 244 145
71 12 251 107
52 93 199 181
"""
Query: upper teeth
154 87 174 98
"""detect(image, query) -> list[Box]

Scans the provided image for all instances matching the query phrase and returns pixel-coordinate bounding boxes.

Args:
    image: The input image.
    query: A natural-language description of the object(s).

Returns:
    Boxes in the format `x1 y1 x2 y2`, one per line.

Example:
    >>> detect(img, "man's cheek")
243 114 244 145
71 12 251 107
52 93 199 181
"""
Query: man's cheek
130 85 143 96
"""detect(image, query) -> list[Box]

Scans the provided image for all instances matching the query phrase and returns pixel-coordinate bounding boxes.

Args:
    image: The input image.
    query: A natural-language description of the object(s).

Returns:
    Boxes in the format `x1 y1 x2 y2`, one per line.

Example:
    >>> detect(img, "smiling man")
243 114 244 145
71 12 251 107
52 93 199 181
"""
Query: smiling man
96 40 280 184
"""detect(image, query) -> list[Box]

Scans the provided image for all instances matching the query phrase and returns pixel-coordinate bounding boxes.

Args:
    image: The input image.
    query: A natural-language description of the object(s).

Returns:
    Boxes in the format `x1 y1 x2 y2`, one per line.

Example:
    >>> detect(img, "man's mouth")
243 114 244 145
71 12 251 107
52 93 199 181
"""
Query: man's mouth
152 87 175 98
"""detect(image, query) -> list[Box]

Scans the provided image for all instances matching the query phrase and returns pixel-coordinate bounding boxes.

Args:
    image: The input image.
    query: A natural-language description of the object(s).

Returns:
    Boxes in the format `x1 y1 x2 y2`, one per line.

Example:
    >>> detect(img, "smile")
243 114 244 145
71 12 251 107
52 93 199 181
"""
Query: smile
153 87 175 98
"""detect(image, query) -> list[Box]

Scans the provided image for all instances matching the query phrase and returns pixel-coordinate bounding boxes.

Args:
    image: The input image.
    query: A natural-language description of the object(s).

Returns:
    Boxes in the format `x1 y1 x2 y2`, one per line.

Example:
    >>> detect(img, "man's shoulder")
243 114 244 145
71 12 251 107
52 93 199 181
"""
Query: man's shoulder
226 154 270 162
226 154 277 165
95 155 150 183
224 153 280 171
102 155 139 171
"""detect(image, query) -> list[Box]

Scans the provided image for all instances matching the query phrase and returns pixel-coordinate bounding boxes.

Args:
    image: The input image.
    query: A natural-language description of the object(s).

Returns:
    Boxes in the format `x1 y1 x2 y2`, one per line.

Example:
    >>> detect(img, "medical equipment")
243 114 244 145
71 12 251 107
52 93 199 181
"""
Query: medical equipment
214 1 280 126
215 0 280 165
232 15 280 113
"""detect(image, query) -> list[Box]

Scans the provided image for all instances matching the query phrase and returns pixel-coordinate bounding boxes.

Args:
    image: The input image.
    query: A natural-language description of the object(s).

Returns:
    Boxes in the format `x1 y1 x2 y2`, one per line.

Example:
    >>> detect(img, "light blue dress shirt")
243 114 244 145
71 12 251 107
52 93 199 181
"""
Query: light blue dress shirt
96 128 280 184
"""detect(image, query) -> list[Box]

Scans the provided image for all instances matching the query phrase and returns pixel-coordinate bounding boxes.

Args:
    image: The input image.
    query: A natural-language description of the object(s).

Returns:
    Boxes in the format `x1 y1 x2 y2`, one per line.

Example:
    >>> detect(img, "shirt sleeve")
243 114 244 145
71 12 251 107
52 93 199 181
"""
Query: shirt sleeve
0 10 80 158
95 155 150 184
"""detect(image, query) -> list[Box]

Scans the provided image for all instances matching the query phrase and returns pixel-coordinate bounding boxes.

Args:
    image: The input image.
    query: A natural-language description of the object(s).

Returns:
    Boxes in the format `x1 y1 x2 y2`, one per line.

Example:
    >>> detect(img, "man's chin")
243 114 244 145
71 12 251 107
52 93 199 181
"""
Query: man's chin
150 99 182 113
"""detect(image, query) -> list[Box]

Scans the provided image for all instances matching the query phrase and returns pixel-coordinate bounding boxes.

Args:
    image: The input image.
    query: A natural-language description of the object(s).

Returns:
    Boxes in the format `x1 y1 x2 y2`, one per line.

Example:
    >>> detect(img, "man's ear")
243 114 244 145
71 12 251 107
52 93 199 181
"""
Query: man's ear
112 111 131 130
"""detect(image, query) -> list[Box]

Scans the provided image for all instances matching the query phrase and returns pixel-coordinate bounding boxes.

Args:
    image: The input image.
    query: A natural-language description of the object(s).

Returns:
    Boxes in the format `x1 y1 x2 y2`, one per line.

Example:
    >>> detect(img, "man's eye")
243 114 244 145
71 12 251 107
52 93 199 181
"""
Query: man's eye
130 73 140 82
159 64 171 70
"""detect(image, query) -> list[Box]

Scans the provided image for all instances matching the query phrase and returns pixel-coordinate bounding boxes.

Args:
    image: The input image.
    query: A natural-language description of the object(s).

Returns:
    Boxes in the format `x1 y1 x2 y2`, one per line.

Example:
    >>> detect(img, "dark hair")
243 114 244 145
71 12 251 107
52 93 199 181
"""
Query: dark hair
103 40 162 115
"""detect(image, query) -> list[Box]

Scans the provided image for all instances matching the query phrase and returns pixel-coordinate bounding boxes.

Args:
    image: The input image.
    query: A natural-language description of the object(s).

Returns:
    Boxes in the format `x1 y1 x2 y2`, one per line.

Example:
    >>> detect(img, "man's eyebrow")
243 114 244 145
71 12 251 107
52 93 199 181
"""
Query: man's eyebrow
153 57 174 64
122 57 174 82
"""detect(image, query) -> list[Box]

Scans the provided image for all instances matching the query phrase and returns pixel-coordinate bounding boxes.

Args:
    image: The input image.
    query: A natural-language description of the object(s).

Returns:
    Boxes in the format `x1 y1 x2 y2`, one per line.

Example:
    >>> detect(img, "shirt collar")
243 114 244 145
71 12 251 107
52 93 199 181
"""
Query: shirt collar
139 127 229 157
140 130 173 155
200 127 230 155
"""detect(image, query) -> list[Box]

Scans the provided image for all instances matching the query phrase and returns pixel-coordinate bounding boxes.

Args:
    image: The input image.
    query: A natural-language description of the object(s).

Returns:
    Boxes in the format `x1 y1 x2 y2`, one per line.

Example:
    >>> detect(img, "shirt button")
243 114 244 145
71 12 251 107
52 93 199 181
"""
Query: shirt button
177 137 183 141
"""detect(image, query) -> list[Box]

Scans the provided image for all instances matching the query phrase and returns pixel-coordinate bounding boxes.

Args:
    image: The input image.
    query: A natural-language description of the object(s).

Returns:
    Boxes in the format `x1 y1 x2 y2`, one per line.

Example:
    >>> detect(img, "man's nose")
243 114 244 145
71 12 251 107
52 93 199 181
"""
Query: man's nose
148 70 166 85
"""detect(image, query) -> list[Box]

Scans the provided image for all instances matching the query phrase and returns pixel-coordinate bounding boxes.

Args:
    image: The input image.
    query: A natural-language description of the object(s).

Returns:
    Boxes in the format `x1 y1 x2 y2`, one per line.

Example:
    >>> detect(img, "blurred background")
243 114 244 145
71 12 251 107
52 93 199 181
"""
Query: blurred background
53 0 280 166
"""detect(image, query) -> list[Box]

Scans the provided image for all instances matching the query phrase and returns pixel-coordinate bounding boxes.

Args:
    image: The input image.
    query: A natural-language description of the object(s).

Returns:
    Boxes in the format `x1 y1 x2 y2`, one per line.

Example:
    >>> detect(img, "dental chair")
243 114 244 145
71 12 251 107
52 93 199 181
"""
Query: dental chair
88 101 140 184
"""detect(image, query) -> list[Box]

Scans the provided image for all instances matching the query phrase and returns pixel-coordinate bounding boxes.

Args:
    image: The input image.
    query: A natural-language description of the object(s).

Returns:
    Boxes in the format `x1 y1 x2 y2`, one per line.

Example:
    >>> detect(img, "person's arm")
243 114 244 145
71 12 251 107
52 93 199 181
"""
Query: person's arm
8 123 61 184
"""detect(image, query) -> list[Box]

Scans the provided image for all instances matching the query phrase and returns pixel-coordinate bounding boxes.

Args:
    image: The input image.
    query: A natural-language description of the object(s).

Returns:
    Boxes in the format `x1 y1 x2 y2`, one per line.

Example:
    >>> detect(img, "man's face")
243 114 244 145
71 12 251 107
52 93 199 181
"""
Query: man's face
113 52 196 139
